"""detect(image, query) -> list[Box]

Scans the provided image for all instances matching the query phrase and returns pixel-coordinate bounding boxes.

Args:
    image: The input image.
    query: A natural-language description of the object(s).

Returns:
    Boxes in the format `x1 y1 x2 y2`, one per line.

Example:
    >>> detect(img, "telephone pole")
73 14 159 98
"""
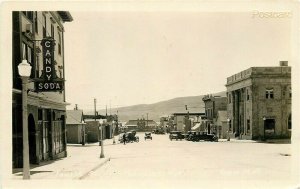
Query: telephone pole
147 113 148 127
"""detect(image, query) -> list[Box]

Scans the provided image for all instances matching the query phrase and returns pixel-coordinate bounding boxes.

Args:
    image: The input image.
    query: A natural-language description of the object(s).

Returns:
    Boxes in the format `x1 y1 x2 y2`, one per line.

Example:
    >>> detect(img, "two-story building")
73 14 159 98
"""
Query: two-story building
202 95 227 134
226 61 291 140
12 11 73 168
172 113 205 132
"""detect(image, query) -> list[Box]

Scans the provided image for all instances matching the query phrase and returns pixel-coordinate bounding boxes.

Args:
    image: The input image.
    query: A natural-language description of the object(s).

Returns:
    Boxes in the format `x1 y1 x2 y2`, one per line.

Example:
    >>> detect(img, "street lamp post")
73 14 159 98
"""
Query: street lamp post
99 120 105 158
185 105 190 132
18 59 32 180
263 117 266 141
112 120 116 145
227 118 231 141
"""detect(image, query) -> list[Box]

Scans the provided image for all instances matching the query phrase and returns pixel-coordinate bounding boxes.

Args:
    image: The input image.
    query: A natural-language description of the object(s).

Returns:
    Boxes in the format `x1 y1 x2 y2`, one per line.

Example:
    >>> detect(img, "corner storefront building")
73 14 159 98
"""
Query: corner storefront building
226 61 291 140
12 11 73 168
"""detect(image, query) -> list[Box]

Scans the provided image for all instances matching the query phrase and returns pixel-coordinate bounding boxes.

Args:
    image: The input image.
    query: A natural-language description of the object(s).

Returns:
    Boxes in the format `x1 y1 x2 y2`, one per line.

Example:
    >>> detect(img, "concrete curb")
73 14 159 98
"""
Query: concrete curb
78 157 111 180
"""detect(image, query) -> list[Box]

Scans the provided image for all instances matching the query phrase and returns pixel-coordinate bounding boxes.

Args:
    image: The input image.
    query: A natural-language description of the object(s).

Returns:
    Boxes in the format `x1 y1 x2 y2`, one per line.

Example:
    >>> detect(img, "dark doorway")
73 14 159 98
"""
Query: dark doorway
105 125 110 139
265 119 275 138
288 114 291 130
28 114 36 164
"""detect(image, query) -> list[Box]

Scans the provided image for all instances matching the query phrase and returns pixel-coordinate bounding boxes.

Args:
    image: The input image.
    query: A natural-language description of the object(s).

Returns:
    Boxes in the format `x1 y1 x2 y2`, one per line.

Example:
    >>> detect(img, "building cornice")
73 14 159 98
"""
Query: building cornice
13 88 70 110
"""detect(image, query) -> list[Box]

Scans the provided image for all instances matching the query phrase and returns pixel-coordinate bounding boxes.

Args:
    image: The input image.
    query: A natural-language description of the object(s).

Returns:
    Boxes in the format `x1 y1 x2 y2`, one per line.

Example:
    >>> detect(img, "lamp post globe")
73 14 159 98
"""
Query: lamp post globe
18 59 32 77
18 59 32 180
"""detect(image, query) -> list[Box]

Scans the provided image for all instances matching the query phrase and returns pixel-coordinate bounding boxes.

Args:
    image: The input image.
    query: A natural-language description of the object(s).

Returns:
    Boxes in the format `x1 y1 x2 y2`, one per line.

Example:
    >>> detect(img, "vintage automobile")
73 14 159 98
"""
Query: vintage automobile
152 129 165 134
189 132 218 142
169 131 184 141
119 131 139 143
186 131 197 141
144 132 152 140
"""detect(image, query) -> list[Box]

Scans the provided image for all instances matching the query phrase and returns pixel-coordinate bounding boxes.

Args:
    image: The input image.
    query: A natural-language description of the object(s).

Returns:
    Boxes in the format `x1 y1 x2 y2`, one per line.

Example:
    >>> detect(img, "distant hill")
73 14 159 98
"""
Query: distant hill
83 91 226 122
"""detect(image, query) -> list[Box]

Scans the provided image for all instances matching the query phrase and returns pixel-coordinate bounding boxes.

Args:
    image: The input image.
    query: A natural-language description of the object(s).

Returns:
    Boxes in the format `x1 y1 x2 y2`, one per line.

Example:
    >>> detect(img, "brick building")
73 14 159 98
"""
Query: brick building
226 62 291 140
12 11 73 168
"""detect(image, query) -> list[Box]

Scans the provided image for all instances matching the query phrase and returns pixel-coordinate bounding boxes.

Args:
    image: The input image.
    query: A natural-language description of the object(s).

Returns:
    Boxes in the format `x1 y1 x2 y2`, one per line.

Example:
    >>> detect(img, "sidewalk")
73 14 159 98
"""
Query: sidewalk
218 138 291 144
12 142 111 180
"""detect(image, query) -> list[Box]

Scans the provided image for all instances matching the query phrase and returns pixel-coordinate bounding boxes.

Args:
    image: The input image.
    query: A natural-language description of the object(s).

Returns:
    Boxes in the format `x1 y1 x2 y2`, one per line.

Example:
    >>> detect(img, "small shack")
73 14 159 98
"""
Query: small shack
66 110 86 144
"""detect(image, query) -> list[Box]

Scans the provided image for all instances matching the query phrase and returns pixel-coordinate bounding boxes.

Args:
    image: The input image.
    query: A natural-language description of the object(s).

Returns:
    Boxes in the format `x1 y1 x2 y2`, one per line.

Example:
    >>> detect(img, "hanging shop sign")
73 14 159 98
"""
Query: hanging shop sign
35 38 64 91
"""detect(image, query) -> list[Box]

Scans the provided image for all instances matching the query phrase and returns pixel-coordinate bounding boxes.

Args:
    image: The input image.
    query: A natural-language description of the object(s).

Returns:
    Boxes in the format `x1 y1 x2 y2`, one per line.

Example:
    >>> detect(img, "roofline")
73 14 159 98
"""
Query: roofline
172 113 205 115
57 11 73 22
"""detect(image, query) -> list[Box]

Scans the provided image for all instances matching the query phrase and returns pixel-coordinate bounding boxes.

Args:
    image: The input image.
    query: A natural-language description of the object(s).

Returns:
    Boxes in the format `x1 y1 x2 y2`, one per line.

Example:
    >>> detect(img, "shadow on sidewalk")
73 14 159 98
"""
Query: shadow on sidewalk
257 139 291 144
12 158 64 174
67 144 96 147
14 170 53 176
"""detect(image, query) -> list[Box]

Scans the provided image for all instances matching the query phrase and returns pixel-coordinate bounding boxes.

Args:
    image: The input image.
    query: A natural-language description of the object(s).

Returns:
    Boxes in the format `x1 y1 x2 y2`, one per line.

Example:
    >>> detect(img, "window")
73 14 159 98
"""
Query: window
228 93 231 104
43 14 47 38
229 120 232 131
51 24 54 38
22 42 33 64
58 31 62 55
34 12 38 33
247 119 250 132
22 11 33 21
246 89 250 101
266 88 274 99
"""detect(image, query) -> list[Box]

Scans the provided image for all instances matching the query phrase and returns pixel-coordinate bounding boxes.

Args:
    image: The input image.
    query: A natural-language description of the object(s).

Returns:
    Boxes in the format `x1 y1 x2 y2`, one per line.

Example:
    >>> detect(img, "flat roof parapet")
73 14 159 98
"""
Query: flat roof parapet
226 66 291 85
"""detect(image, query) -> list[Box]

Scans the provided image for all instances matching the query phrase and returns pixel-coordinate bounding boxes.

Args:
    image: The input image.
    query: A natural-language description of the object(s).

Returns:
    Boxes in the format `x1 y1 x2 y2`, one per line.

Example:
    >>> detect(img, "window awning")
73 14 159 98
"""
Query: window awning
191 123 201 130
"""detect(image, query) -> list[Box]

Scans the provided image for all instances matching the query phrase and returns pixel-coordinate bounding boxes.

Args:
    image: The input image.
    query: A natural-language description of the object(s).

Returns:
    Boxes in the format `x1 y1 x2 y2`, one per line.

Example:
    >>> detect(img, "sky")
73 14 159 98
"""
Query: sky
63 11 292 110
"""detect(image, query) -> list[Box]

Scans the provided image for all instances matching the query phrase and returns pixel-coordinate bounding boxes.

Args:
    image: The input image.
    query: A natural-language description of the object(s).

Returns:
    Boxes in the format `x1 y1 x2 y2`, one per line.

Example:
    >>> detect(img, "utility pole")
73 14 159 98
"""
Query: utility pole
116 110 119 135
147 113 148 127
185 105 190 132
106 105 107 117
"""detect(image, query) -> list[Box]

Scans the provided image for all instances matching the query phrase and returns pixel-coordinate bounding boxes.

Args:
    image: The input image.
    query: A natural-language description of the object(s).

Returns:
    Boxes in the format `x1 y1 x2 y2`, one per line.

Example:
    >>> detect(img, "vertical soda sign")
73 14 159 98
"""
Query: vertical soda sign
42 38 54 81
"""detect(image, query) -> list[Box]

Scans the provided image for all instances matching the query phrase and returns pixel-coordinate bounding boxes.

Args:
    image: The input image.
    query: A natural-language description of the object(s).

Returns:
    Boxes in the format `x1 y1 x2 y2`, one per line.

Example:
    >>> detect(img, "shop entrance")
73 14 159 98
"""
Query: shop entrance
264 119 275 138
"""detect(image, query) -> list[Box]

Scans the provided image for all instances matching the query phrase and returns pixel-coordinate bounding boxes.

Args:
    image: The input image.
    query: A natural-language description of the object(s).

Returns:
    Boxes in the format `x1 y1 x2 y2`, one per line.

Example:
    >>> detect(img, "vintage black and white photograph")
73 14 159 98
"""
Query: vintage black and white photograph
0 1 299 189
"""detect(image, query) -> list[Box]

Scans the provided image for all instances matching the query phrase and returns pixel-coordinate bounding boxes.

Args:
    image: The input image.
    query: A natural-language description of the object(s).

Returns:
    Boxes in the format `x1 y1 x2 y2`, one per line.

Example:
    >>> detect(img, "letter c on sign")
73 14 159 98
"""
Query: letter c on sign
45 41 51 48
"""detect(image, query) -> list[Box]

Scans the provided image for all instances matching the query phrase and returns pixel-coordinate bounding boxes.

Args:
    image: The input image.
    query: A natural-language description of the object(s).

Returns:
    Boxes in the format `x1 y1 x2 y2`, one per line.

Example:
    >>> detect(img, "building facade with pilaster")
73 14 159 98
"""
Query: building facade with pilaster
202 95 227 134
12 11 73 168
226 62 291 140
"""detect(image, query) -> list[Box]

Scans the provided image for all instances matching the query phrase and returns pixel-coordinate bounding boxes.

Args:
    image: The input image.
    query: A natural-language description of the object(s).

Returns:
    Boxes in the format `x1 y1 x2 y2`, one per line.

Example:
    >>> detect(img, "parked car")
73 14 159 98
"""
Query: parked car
152 129 165 134
169 131 184 141
181 133 189 139
119 131 139 143
186 131 197 141
190 132 218 142
144 132 152 140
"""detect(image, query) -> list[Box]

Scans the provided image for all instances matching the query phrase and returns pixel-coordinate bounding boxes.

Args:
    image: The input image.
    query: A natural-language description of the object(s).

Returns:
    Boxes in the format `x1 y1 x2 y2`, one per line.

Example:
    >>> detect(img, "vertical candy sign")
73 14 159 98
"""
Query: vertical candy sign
36 38 64 91
43 38 54 81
